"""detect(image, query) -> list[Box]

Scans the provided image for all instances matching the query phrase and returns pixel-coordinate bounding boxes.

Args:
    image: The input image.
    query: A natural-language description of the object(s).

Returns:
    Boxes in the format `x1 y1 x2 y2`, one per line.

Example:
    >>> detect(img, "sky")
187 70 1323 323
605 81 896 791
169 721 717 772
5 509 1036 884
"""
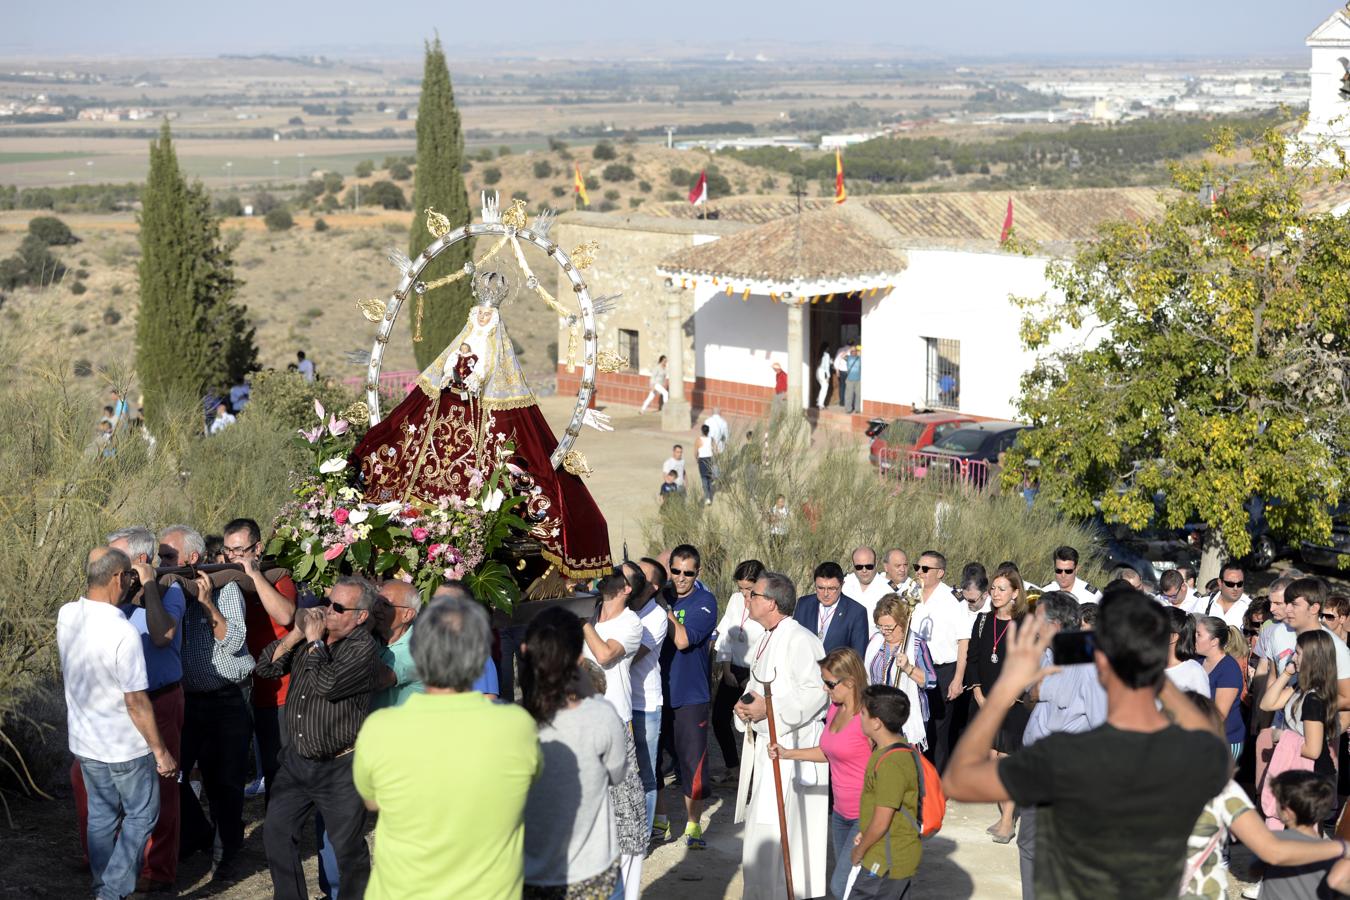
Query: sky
2 0 1342 59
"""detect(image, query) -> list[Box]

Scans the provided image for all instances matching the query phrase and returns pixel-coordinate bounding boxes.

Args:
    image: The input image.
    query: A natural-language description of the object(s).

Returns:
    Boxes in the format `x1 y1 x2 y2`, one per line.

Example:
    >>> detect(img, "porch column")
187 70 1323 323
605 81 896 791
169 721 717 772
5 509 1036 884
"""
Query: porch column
786 301 805 411
662 292 692 431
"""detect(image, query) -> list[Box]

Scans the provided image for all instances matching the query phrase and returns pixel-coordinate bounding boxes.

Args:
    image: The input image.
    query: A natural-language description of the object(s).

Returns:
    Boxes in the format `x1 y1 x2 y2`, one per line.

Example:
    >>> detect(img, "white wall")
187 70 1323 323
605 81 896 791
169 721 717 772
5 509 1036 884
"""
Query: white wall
693 284 809 399
861 248 1064 420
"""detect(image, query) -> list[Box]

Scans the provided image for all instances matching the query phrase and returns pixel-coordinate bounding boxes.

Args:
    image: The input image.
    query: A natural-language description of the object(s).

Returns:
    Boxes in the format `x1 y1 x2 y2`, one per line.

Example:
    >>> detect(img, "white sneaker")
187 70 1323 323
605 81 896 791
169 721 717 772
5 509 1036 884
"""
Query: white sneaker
1241 882 1261 899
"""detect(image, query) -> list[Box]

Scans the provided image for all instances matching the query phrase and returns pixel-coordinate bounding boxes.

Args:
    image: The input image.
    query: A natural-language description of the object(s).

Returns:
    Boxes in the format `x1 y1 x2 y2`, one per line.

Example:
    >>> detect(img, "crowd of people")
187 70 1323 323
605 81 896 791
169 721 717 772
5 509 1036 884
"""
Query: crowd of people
55 518 1350 899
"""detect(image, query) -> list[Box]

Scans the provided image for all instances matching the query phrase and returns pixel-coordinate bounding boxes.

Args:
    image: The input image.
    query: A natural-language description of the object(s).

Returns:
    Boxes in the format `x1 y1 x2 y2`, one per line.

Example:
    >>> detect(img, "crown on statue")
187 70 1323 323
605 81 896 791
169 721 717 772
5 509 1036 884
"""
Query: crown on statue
472 271 510 309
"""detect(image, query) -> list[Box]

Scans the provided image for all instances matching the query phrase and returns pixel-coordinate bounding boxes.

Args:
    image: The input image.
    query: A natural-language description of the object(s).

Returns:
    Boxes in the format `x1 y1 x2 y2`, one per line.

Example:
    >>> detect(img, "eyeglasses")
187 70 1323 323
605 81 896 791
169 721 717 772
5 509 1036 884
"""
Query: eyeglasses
1243 628 1260 637
915 564 940 574
877 622 898 631
1222 579 1245 589
853 563 876 571
223 540 260 558
822 678 841 690
670 568 698 577
329 601 364 615
1054 567 1075 575
749 591 772 601
815 584 841 593
1323 612 1341 621
1161 590 1181 600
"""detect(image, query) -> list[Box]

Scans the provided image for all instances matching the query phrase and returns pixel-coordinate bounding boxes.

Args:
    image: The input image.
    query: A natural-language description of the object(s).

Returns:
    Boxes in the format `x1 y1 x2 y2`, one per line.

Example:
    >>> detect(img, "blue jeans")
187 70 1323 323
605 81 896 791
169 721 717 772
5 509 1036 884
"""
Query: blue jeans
829 809 859 900
632 708 661 832
79 753 160 900
317 812 339 899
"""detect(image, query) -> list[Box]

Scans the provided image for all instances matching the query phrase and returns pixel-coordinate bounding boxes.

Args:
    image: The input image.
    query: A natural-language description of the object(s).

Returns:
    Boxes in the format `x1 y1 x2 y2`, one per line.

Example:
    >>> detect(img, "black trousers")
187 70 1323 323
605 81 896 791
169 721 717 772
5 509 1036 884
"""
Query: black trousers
252 702 288 808
263 746 370 900
180 684 251 858
924 662 958 774
711 664 750 769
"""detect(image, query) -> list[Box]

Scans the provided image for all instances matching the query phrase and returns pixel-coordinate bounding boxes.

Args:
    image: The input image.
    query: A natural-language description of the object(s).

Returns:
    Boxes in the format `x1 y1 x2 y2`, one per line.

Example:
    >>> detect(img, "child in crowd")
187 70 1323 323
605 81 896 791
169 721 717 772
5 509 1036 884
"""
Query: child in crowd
659 470 680 502
850 684 921 899
1263 771 1344 900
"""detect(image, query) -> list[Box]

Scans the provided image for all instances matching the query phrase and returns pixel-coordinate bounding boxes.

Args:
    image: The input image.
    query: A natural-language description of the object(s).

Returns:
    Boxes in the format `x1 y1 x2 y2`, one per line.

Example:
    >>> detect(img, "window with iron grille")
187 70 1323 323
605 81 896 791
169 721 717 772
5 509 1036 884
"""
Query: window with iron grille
925 337 960 409
618 329 640 372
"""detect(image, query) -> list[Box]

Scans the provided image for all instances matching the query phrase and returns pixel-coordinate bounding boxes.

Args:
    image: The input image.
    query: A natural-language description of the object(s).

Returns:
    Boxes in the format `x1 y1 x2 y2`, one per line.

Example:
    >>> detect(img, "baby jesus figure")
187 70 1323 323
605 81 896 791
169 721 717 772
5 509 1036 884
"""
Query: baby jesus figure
448 342 479 393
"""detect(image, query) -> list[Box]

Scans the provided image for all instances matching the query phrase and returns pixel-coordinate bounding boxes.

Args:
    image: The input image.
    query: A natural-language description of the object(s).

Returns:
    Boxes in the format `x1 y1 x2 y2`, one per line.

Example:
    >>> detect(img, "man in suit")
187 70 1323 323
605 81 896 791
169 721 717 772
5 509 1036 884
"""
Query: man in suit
792 561 869 660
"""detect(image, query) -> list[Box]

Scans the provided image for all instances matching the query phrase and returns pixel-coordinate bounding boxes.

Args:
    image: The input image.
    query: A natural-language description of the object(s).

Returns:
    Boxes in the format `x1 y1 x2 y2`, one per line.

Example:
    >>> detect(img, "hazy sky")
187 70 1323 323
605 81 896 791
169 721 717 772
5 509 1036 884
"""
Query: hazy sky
3 0 1342 59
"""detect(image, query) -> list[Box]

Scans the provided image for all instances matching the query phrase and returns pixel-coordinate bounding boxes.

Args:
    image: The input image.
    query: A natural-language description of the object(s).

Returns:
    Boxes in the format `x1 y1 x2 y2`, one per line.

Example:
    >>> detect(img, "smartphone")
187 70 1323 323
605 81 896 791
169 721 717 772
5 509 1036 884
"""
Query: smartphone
1052 630 1097 666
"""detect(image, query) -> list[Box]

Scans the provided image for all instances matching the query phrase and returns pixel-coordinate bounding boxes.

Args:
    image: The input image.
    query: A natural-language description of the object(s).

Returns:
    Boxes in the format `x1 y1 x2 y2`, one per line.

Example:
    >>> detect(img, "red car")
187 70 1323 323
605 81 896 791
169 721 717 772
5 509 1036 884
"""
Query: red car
867 413 975 470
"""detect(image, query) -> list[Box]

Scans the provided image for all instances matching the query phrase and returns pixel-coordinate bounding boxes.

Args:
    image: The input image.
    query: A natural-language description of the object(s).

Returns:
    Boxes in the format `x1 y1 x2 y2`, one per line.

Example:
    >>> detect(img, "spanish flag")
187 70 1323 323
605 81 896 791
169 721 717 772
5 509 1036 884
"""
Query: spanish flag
834 149 847 204
574 163 589 207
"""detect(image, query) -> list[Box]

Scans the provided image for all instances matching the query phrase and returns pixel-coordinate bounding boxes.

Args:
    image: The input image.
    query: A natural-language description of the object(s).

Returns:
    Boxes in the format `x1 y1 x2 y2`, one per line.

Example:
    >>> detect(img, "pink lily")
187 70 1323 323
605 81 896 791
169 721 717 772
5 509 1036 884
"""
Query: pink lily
314 398 326 421
298 425 323 443
323 542 346 562
328 416 349 437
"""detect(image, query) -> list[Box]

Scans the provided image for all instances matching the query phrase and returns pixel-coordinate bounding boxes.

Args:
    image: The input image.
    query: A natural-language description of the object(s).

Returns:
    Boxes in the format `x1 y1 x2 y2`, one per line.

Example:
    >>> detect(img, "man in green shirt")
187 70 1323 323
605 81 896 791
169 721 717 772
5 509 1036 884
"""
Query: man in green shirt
371 581 423 710
354 594 540 899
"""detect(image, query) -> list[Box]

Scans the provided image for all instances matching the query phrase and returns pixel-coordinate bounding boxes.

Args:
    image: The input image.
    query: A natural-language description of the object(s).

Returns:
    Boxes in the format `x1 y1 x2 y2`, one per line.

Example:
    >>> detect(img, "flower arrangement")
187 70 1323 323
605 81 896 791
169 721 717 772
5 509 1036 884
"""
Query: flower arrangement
266 400 528 610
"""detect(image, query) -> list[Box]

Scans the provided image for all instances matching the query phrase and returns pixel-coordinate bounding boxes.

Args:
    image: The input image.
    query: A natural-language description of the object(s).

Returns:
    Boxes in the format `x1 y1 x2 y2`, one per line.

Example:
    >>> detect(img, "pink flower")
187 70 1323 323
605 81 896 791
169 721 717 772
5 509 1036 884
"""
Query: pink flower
323 542 346 562
427 543 445 558
444 564 466 581
334 507 350 525
298 425 322 443
328 416 349 437
411 527 429 543
314 399 326 421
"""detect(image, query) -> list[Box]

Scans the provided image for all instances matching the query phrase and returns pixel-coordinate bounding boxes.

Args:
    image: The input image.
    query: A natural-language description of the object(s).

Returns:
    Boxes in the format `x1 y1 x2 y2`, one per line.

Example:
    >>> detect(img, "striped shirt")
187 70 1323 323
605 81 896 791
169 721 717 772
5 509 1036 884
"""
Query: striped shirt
181 581 254 692
254 627 379 760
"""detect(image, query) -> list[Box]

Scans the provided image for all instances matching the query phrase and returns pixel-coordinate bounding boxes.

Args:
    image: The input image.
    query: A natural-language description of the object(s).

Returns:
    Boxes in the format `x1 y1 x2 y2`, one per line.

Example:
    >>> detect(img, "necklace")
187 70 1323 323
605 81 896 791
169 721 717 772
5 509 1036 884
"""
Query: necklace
991 615 1011 664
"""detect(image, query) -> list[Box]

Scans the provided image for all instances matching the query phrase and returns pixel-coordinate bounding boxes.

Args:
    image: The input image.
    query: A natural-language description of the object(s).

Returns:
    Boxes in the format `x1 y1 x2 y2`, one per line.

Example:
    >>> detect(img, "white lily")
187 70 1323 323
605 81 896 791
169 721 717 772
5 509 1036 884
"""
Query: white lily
319 457 347 474
483 488 506 512
375 500 404 516
347 508 370 525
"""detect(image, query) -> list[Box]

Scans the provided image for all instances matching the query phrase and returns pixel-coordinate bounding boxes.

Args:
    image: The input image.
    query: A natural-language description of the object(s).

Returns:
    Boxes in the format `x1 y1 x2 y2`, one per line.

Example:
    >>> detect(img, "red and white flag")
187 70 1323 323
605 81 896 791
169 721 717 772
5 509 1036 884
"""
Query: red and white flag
689 170 708 205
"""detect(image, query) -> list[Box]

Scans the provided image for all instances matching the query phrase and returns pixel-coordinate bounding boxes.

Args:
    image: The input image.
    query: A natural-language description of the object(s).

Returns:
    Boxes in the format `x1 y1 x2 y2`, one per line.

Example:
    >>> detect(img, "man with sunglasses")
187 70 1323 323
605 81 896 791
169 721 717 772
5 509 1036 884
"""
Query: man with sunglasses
222 517 297 805
256 576 381 900
1201 560 1250 629
656 544 718 848
842 546 890 636
1042 546 1101 605
908 550 971 772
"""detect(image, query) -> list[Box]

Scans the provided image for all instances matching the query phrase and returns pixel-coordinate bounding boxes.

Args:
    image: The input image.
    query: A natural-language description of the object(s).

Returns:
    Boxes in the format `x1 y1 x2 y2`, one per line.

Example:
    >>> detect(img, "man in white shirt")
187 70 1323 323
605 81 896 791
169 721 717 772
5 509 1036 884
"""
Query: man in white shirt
59 547 177 900
632 558 670 832
1199 560 1250 629
841 545 891 635
833 346 849 409
662 444 686 488
1157 569 1205 614
1281 577 1350 707
297 350 315 383
908 549 970 772
879 547 916 597
1042 545 1102 605
704 409 729 453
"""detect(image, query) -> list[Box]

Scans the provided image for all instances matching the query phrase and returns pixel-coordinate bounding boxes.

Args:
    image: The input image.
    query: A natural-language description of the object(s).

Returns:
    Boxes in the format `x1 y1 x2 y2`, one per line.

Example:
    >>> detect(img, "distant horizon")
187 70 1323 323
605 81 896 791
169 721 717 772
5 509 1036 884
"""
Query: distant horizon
2 0 1342 60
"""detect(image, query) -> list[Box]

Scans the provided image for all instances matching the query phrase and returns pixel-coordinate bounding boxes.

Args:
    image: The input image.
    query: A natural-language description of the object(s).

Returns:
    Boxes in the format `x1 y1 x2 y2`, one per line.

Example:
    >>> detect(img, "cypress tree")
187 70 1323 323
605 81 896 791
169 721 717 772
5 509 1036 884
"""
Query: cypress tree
136 121 256 428
408 36 472 369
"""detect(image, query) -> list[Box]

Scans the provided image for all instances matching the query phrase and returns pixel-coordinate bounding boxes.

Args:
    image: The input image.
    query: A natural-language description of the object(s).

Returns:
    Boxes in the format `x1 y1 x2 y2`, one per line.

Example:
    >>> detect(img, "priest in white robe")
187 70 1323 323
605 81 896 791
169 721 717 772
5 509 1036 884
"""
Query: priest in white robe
734 571 830 900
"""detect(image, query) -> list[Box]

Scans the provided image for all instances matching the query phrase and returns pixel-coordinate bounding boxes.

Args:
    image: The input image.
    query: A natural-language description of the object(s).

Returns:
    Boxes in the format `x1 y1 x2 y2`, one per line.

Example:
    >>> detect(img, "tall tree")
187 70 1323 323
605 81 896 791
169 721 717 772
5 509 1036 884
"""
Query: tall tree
137 121 256 428
409 36 472 369
1011 126 1350 581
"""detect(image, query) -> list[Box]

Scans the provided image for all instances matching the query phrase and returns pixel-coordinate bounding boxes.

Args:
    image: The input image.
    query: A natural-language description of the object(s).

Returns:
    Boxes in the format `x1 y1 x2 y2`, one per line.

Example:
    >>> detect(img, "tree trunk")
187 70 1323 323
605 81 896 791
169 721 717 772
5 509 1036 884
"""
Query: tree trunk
1198 527 1225 590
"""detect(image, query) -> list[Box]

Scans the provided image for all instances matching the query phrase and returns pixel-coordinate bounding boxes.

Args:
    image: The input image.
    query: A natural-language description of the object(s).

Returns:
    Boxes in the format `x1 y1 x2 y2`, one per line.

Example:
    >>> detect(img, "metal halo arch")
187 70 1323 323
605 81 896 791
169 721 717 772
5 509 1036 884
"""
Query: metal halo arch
363 221 598 471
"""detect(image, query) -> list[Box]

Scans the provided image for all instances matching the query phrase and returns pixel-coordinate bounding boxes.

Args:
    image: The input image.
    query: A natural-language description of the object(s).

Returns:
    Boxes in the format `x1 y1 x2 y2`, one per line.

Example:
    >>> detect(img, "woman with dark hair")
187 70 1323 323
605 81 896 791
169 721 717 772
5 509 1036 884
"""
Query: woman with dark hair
711 560 767 783
521 607 629 899
640 355 669 415
768 648 872 900
959 561 991 616
966 564 1030 843
1164 606 1211 696
1259 629 1339 829
1196 616 1246 760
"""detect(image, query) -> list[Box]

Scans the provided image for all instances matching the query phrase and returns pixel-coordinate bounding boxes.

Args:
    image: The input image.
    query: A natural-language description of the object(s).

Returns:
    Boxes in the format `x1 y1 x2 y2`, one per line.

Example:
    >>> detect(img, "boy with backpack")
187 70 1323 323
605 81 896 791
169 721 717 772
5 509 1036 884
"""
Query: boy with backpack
849 684 933 899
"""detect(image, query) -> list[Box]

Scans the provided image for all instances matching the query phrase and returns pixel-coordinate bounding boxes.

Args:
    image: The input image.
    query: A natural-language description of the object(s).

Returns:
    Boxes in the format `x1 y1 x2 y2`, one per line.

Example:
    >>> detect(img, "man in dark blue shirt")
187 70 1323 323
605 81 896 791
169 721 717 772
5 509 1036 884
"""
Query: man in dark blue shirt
656 543 718 848
793 561 869 659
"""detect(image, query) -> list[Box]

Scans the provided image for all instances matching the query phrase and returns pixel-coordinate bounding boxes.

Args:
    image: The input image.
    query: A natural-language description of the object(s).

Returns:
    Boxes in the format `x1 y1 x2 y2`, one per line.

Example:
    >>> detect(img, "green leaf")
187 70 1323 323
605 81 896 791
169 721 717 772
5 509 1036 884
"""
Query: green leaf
464 559 520 614
369 529 394 551
375 552 400 575
349 541 372 569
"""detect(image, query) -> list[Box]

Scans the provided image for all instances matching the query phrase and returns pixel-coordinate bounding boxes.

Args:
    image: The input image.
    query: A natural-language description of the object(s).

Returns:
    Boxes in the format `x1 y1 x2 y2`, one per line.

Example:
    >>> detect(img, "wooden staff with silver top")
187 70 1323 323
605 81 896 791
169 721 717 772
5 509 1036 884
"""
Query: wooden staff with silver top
756 666 795 900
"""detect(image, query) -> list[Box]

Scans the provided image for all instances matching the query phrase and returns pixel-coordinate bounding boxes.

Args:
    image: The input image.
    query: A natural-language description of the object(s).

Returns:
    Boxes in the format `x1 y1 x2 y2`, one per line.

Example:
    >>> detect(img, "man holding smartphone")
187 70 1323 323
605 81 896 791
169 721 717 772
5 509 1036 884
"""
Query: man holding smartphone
944 589 1228 900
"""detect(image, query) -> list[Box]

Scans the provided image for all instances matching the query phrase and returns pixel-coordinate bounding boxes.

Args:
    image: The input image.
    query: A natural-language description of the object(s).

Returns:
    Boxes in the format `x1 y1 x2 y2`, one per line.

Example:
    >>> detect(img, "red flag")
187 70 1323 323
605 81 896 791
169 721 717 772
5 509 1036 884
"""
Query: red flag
834 149 847 204
999 197 1014 243
689 170 708 205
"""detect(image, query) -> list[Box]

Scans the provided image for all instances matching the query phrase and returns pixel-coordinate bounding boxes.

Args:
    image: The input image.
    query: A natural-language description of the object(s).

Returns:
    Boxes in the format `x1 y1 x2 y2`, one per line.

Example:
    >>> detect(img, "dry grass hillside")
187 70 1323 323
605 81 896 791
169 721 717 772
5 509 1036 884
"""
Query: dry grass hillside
0 211 568 395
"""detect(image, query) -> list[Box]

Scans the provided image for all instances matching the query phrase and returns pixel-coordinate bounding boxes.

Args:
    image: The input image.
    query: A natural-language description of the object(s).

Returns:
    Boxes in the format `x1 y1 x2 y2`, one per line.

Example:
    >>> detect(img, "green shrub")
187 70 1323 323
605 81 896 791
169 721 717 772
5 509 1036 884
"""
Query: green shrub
214 196 244 217
593 141 617 161
602 163 636 182
355 159 374 178
638 180 652 193
69 280 87 295
70 322 88 335
643 411 1106 601
603 189 621 202
482 166 502 185
533 160 554 179
388 161 411 181
102 307 122 325
264 208 294 232
313 217 330 232
28 215 78 246
551 185 567 198
72 358 93 377
363 180 407 210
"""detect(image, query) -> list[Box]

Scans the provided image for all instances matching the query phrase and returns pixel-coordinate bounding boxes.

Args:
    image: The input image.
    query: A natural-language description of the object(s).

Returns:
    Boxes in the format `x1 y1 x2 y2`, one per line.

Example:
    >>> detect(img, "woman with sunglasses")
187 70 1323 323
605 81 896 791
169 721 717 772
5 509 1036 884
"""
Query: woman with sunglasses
767 648 871 900
966 565 1030 843
863 595 934 748
711 560 766 785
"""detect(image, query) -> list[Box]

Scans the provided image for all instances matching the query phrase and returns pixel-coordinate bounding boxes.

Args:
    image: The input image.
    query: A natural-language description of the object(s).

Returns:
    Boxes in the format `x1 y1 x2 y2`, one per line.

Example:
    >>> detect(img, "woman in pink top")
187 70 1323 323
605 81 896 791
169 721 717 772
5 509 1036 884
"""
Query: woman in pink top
770 647 872 900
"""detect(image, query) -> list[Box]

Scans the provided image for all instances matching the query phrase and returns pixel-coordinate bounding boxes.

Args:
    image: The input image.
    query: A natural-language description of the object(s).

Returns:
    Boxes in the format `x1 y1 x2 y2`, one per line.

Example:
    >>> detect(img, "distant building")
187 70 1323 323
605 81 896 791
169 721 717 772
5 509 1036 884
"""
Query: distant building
1298 7 1350 161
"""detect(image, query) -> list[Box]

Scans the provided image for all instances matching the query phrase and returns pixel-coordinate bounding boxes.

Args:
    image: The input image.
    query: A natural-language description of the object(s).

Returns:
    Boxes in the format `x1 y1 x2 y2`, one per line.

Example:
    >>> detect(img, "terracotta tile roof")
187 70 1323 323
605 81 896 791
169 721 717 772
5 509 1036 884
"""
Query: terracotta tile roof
657 206 907 283
644 187 1169 247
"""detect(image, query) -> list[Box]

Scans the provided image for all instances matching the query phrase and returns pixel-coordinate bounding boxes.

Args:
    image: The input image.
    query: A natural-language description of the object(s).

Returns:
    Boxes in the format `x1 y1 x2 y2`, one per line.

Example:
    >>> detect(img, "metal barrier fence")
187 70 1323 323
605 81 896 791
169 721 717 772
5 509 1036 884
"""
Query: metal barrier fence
877 448 992 491
343 369 419 400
